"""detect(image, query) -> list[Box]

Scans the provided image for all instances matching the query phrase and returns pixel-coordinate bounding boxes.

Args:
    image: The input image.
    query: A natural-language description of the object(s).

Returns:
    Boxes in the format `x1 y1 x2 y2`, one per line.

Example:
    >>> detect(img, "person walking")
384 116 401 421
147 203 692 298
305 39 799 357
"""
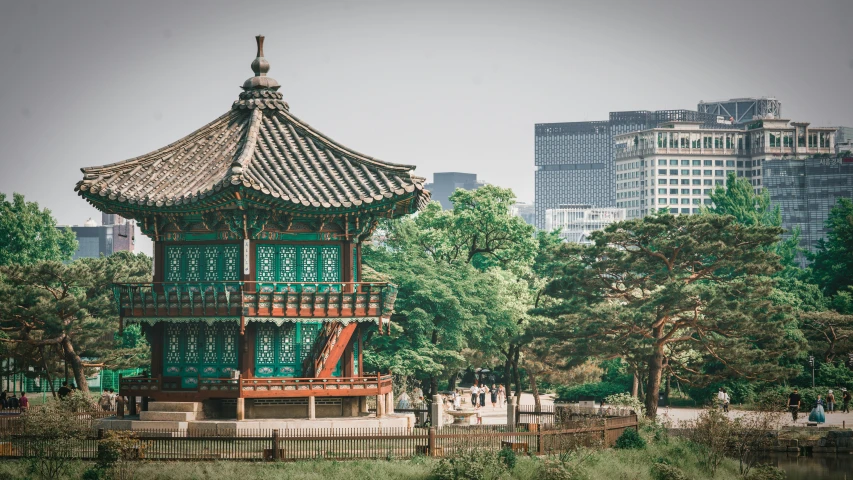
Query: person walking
470 383 480 409
108 389 117 411
722 388 730 413
490 384 498 408
0 390 7 410
716 387 726 410
18 392 28 413
826 390 835 414
498 385 506 408
842 389 851 413
788 388 802 423
479 384 488 410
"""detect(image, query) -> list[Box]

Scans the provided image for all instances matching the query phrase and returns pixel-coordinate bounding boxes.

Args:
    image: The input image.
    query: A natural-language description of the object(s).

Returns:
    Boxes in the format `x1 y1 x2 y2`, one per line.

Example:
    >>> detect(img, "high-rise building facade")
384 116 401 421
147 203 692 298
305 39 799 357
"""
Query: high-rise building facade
59 214 135 260
424 172 485 209
534 109 736 229
613 119 837 219
544 205 626 244
764 155 853 255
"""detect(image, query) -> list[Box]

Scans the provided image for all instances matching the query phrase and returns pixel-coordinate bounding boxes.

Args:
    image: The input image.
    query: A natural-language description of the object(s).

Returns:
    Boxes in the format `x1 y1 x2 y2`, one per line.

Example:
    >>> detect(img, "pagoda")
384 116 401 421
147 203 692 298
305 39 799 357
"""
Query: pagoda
75 36 429 420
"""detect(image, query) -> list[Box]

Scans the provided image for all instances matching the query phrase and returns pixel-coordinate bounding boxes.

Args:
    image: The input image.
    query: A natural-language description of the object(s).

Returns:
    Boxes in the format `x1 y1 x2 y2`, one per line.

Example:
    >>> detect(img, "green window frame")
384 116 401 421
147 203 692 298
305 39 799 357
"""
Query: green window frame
254 322 335 377
163 322 239 388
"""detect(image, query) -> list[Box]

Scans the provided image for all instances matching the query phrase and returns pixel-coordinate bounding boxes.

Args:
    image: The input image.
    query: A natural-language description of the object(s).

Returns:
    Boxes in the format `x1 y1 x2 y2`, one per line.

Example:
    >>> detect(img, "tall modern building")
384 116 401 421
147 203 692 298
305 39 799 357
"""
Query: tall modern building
59 213 135 260
764 155 853 256
835 126 853 153
613 119 837 219
425 172 485 209
535 99 775 229
544 205 626 244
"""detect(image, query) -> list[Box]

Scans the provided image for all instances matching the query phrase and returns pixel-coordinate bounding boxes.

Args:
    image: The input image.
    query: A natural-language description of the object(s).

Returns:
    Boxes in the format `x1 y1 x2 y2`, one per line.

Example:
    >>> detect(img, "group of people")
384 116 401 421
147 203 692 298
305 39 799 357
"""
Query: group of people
469 382 505 409
787 387 852 424
0 391 29 412
98 388 124 412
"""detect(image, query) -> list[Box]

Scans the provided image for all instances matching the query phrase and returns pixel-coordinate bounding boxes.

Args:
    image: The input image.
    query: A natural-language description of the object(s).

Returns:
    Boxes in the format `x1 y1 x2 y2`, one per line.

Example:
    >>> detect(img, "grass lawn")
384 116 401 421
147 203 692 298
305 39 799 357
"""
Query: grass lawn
0 436 752 479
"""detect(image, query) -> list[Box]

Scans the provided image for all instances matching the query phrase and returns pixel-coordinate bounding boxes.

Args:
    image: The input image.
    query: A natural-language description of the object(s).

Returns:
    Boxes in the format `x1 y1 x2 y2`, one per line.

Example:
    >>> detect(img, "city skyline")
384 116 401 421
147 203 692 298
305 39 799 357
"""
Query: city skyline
1 0 852 255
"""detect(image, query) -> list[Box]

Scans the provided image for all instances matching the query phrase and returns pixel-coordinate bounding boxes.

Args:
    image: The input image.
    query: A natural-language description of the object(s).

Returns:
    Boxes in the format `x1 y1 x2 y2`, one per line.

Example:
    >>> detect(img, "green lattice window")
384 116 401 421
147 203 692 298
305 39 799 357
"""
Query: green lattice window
254 245 341 288
163 321 239 388
254 322 322 377
164 244 241 284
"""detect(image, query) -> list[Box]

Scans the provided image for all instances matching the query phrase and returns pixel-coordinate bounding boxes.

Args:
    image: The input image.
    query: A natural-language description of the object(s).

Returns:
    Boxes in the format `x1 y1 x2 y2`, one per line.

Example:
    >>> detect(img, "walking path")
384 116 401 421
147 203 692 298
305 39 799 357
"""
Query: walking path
465 393 853 428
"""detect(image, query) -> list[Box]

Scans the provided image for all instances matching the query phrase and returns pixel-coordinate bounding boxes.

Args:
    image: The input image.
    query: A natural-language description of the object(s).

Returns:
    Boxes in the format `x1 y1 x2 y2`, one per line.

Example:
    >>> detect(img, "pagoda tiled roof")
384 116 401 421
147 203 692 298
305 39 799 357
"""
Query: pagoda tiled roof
75 36 429 214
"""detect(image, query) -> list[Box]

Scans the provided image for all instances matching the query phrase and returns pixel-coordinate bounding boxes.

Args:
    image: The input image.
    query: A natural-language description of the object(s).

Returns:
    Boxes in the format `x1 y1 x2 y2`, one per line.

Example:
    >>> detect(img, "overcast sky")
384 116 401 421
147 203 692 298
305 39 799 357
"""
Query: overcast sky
1 0 851 256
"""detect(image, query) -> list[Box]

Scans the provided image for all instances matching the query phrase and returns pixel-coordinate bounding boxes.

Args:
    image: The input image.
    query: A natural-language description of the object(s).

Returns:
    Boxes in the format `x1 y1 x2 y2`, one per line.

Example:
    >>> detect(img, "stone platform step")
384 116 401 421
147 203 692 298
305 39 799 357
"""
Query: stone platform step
147 401 203 413
139 411 198 422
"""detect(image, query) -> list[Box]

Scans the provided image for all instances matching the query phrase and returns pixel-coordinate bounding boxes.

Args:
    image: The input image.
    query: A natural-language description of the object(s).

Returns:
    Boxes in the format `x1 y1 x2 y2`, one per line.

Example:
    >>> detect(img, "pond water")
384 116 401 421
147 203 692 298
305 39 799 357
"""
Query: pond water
760 453 853 480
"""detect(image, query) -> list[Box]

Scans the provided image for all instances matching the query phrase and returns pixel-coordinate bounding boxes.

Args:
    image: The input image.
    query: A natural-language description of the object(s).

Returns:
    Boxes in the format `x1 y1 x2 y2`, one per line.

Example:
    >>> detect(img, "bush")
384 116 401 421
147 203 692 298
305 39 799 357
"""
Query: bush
430 449 508 480
651 461 688 480
746 464 785 480
614 428 646 450
542 458 585 480
555 382 629 403
497 447 517 470
604 392 645 417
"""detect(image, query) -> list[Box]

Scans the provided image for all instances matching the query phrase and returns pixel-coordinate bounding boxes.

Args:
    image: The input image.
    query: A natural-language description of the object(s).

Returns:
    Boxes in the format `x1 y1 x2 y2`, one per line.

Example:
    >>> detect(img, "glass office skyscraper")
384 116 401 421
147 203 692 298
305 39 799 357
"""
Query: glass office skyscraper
764 155 853 257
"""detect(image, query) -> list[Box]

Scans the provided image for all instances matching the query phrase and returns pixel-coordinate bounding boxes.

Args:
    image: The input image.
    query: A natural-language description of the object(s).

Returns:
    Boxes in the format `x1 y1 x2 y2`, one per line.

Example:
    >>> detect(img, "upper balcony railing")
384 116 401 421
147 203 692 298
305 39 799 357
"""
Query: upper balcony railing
114 281 397 320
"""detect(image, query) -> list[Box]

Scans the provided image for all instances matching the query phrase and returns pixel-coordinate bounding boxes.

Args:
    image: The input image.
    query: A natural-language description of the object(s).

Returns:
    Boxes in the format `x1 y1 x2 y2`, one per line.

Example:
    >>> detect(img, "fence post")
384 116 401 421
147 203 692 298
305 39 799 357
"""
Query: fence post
537 423 544 455
428 426 436 457
602 418 607 446
272 429 280 462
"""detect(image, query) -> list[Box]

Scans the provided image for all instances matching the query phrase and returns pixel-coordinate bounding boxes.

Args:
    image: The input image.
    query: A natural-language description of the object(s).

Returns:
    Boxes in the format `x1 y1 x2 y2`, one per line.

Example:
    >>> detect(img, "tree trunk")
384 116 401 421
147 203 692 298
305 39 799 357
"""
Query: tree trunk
645 345 664 419
503 344 515 407
62 338 89 393
39 347 57 399
530 370 541 413
632 373 639 398
512 348 521 424
448 374 457 392
664 374 671 405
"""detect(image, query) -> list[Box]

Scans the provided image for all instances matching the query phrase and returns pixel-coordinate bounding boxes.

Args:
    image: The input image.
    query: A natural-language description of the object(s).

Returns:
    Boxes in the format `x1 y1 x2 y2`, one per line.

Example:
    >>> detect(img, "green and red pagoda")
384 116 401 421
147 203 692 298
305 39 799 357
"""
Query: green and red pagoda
75 36 428 419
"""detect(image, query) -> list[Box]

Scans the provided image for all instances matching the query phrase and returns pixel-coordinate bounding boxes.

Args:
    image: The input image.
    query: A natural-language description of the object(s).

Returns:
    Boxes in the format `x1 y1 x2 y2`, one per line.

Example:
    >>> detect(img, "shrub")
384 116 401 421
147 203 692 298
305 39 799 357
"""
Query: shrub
614 428 646 450
604 392 645 418
542 458 586 480
497 447 517 470
746 464 785 480
651 461 688 480
430 449 507 480
555 382 629 403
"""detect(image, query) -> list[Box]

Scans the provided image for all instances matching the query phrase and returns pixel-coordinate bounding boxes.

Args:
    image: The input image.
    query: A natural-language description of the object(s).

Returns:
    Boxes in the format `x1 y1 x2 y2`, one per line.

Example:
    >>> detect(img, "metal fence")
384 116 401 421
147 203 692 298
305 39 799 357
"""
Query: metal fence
0 416 638 461
518 404 637 425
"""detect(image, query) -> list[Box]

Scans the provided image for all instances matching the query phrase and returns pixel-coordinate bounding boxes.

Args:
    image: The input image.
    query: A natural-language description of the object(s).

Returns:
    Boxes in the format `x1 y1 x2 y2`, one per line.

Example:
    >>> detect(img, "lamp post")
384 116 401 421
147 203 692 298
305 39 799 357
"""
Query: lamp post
809 355 815 388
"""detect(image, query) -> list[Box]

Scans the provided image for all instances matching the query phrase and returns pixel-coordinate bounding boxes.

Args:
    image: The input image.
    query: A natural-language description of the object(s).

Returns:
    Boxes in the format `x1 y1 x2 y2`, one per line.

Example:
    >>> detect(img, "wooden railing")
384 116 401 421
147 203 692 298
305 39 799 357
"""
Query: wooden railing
239 374 393 398
119 374 393 399
114 282 397 320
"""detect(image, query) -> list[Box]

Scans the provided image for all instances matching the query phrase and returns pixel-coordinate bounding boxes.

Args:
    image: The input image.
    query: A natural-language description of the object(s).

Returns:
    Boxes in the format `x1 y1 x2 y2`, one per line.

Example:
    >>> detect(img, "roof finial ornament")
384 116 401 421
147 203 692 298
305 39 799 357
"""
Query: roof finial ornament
251 35 269 77
242 34 280 91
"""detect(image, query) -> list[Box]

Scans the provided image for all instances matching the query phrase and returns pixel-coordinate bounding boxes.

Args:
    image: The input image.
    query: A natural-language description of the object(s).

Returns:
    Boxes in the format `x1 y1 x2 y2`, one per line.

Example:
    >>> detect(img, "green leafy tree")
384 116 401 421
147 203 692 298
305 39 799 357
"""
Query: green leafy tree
364 185 539 398
704 172 801 271
810 198 853 296
536 214 801 419
0 192 77 266
0 252 151 392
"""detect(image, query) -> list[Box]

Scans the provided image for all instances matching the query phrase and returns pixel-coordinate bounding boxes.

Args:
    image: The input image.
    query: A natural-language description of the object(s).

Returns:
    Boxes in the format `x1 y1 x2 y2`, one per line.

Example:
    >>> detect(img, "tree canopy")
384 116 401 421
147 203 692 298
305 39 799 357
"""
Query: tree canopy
535 213 802 418
0 252 151 392
810 198 853 296
0 192 77 266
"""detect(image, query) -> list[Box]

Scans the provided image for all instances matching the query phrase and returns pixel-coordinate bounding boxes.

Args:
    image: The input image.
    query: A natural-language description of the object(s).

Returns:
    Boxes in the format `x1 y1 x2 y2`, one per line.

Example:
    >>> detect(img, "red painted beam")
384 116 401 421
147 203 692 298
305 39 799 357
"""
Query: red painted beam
317 323 358 378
